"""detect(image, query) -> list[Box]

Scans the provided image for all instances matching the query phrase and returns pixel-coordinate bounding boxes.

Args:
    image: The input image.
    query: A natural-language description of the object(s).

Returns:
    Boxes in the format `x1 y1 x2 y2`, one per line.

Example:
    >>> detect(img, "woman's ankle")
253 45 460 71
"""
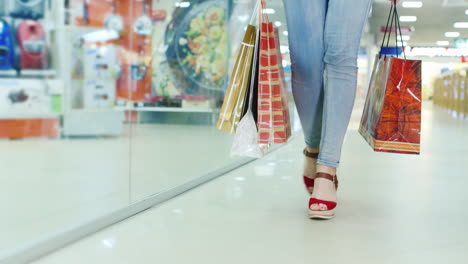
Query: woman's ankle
316 164 337 176
306 147 320 153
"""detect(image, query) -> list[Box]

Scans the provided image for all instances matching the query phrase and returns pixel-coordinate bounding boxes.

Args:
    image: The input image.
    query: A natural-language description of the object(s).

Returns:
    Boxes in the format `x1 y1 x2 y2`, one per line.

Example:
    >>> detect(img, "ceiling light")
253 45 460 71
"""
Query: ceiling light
398 35 411 41
264 8 275 14
454 22 468 28
445 32 460 37
283 31 288 36
274 21 282 27
400 16 417 22
175 2 190 8
466 9 468 15
437 41 450 46
397 41 408 47
402 1 423 8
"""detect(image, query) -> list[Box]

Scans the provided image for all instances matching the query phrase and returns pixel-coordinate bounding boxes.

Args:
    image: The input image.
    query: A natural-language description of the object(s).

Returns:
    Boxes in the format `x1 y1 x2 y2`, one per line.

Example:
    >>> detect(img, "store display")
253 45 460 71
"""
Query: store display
5 0 46 20
83 80 116 108
104 0 124 33
176 95 215 109
133 0 152 36
165 0 228 95
0 79 59 138
72 0 114 27
0 0 62 139
115 0 153 101
151 9 167 21
16 20 48 69
433 69 468 118
68 0 232 108
70 28 119 110
130 47 148 81
8 89 28 103
0 19 15 70
0 79 54 113
82 44 120 80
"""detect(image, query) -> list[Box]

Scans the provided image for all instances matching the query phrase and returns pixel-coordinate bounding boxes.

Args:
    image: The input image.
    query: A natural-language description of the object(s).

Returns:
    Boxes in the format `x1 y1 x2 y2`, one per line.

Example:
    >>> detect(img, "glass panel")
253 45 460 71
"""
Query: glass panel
0 0 297 258
126 0 233 202
0 0 131 254
128 0 297 202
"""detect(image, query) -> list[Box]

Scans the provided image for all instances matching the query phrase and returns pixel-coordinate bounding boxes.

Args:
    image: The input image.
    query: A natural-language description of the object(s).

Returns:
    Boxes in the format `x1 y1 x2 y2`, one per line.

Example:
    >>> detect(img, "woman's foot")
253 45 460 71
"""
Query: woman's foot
303 148 319 194
309 165 338 219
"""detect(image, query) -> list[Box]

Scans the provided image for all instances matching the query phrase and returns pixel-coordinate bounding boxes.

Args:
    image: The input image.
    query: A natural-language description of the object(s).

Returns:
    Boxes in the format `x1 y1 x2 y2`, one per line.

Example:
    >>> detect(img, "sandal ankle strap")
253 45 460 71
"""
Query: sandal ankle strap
303 148 319 159
315 172 337 184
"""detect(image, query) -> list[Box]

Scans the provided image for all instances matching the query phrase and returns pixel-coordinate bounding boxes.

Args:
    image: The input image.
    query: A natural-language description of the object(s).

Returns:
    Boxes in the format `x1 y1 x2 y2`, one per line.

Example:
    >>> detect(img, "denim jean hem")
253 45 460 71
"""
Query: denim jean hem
305 139 321 149
317 159 339 168
305 143 321 149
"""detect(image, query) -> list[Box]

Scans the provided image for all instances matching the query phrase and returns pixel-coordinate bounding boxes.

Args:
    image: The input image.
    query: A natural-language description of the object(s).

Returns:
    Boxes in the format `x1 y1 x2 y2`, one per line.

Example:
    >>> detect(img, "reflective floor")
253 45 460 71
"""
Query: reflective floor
0 124 237 253
33 102 468 264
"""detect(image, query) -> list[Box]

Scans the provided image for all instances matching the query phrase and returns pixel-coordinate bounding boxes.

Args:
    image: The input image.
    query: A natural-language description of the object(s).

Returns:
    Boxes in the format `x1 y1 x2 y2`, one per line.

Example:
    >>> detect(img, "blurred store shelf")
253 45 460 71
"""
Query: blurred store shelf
114 106 216 113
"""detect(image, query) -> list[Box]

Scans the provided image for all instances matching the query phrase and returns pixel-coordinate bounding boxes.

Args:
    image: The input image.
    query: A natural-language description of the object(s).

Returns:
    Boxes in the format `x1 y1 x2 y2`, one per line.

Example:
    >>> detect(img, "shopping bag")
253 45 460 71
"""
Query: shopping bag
257 7 291 144
231 28 269 158
216 24 257 133
273 27 292 140
359 4 422 154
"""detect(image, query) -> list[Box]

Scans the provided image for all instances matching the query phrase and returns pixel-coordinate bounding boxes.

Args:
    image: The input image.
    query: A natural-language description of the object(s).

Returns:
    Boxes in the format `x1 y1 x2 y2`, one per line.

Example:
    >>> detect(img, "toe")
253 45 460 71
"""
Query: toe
310 203 329 211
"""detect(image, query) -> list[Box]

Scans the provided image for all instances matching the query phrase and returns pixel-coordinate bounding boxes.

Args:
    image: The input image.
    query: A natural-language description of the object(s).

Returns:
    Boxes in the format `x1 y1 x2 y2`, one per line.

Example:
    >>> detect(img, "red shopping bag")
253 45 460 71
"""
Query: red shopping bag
359 3 422 154
257 7 291 144
360 55 422 154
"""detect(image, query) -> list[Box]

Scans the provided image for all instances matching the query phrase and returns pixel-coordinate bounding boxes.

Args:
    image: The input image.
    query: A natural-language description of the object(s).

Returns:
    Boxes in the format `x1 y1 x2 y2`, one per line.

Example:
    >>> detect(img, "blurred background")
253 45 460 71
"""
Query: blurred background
0 0 467 262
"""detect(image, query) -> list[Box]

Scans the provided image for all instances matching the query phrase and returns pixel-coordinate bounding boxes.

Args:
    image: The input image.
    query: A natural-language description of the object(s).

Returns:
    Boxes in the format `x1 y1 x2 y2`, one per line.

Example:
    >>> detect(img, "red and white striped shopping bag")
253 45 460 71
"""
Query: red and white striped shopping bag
257 20 291 144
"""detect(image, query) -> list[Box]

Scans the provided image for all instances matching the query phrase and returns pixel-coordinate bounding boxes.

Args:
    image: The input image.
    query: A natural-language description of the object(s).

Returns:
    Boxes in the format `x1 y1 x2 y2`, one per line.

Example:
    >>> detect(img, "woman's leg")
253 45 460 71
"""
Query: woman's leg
317 0 373 169
312 0 372 211
283 0 327 149
283 0 327 182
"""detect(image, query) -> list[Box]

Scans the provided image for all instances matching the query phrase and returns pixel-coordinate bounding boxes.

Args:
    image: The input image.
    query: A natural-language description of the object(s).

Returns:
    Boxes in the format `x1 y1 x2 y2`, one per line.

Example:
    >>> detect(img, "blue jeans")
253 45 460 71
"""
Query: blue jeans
283 0 372 168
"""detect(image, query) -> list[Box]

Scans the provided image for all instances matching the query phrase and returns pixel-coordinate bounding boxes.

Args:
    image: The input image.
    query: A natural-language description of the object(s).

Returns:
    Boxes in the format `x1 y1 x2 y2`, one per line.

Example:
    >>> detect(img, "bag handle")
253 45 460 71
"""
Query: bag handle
394 2 407 59
380 3 394 52
247 0 265 26
380 0 407 59
246 30 260 111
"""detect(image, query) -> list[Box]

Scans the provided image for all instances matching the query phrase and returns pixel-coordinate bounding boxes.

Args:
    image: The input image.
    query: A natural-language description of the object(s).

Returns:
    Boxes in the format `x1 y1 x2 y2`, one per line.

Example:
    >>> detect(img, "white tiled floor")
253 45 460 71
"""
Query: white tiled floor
0 124 239 254
32 102 468 264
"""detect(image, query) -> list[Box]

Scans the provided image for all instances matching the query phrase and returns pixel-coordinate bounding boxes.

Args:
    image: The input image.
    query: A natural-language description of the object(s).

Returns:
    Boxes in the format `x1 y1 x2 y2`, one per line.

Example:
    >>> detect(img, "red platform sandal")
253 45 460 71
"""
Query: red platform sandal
303 149 338 194
308 172 338 220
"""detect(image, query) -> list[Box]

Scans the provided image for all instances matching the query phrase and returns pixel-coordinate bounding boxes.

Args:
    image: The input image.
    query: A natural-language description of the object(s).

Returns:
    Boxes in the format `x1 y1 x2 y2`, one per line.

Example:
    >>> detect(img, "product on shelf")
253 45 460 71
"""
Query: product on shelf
130 47 148 81
4 0 46 20
133 0 153 36
83 79 116 109
16 20 48 69
0 79 52 112
8 89 28 103
104 0 123 33
151 9 167 21
176 95 215 109
70 29 120 110
116 0 153 101
0 19 15 70
82 44 120 80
